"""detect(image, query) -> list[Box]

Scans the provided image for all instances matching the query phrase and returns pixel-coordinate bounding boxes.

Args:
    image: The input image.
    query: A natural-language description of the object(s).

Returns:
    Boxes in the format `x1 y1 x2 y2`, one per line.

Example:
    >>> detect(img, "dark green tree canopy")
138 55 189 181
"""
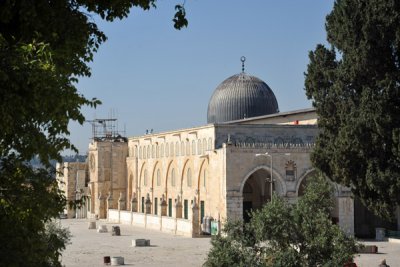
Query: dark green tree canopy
205 174 358 267
305 0 400 218
0 1 187 265
0 0 187 165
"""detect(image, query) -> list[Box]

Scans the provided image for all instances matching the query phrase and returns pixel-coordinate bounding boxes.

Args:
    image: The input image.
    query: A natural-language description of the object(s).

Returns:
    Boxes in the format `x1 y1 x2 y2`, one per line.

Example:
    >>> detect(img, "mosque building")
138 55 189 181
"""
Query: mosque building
57 58 398 238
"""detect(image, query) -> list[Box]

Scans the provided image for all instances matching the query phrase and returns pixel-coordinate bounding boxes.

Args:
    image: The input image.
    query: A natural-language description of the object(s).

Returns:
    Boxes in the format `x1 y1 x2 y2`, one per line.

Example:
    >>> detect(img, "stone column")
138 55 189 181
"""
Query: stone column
106 192 113 220
226 190 243 221
118 192 126 211
338 196 354 236
145 193 152 214
175 195 182 219
191 197 200 237
130 193 138 213
98 192 106 219
160 194 167 217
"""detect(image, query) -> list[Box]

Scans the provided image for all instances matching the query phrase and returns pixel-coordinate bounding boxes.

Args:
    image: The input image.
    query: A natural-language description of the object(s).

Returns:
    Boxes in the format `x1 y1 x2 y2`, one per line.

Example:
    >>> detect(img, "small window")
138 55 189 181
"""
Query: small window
147 145 150 158
186 140 190 156
285 160 297 181
192 140 196 155
175 142 179 156
170 142 174 157
208 138 212 150
157 169 161 186
181 141 185 156
187 168 192 187
171 168 176 187
203 138 207 152
154 197 158 215
152 145 155 158
184 199 188 219
168 198 172 217
156 145 159 158
134 146 138 158
143 170 148 186
139 147 142 159
160 144 164 157
166 143 169 157
197 140 202 155
203 169 206 188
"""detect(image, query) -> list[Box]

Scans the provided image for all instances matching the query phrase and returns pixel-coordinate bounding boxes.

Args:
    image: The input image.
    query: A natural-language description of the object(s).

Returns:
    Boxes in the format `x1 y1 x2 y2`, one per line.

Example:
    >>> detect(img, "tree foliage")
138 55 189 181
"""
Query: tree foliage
0 1 187 265
204 174 358 267
304 0 400 218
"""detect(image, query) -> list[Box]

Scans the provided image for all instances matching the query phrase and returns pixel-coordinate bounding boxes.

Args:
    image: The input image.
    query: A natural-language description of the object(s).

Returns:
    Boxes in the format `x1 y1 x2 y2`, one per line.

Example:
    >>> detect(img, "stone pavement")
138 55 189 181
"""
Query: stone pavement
60 219 211 267
60 219 400 267
354 240 400 267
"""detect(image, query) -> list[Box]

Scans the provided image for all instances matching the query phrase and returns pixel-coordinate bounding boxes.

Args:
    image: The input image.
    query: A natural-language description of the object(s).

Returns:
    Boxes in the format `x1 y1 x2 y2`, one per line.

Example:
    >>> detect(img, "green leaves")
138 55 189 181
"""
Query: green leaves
173 5 188 30
305 0 400 219
0 1 188 266
205 174 358 267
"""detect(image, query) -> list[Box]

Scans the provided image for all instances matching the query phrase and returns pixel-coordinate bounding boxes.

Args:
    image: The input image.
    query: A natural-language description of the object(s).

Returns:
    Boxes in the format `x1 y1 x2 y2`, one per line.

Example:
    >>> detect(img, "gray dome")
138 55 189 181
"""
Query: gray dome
207 73 279 123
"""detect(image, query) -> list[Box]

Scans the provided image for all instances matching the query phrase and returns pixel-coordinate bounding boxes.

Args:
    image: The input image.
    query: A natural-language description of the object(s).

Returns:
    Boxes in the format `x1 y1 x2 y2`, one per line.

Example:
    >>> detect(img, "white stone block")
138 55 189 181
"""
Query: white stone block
97 225 108 233
111 256 124 265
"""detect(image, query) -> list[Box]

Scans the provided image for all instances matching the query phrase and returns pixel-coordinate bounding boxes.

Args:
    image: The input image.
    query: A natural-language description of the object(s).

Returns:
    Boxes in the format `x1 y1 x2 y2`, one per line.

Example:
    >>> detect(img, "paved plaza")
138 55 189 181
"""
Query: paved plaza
61 219 400 267
60 219 211 267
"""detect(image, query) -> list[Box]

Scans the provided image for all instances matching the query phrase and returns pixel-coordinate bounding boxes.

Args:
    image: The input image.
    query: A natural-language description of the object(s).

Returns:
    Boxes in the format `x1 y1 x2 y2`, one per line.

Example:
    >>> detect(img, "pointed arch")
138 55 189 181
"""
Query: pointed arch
180 159 191 192
151 161 161 188
138 162 147 188
239 165 286 196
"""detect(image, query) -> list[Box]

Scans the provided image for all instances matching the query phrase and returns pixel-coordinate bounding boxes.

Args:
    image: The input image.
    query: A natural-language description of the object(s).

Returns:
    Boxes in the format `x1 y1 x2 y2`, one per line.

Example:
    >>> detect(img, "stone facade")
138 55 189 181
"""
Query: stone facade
56 162 88 218
73 110 357 236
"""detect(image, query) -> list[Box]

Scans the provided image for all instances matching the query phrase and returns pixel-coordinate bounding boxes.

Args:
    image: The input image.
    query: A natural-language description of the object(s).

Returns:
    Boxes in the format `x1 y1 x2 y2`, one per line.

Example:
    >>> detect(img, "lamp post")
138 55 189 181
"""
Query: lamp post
255 152 273 201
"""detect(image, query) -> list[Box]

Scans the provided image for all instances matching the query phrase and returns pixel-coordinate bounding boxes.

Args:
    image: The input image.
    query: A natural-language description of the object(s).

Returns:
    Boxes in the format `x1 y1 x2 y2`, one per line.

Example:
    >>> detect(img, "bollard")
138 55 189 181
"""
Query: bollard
110 256 124 266
112 226 121 236
88 221 96 230
103 256 111 265
97 225 108 233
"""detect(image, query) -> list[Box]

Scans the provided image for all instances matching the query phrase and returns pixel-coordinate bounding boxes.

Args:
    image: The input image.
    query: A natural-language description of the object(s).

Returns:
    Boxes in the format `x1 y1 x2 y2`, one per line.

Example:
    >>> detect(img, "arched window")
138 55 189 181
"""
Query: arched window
170 143 174 157
165 142 169 157
203 138 207 152
147 145 150 159
134 146 138 158
203 169 207 188
156 169 161 186
187 168 192 187
160 144 164 157
186 140 190 156
208 138 212 150
171 168 176 187
152 145 155 158
198 140 202 155
192 140 196 155
143 170 148 186
156 144 159 158
139 147 142 159
181 141 185 156
175 142 179 156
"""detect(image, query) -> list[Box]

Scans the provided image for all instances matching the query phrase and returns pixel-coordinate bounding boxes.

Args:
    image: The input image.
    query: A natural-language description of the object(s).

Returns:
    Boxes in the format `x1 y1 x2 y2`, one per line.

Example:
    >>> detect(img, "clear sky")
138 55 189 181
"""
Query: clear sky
67 0 334 155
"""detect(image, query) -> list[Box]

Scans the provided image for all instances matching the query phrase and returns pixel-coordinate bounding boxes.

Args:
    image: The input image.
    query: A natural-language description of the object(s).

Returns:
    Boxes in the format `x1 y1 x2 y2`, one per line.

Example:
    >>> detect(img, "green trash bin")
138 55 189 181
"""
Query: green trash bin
211 220 218 235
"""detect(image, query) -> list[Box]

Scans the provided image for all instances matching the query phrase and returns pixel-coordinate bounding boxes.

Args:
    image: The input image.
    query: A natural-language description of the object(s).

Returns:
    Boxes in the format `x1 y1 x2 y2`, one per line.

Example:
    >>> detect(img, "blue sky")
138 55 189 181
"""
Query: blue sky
68 0 334 155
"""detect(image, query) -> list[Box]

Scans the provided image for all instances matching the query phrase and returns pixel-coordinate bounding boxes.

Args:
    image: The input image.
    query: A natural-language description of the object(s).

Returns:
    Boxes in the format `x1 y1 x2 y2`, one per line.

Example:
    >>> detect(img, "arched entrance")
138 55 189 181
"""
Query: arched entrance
242 168 272 222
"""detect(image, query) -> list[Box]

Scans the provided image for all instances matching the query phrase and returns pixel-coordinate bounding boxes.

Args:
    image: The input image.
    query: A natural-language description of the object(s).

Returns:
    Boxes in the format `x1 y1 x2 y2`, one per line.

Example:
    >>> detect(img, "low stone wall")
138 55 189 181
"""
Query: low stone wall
120 211 131 224
176 219 191 236
161 217 176 234
107 209 194 237
146 215 161 230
